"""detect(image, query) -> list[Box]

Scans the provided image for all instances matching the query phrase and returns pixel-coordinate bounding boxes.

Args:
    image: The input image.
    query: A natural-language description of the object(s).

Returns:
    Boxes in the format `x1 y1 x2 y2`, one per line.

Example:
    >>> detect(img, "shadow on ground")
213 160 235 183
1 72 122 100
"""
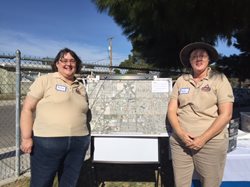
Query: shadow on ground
77 138 174 187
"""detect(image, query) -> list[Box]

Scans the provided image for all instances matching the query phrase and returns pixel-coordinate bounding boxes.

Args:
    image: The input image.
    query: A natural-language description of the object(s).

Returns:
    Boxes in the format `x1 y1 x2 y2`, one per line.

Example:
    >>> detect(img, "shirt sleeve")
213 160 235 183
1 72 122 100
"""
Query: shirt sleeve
27 75 47 100
216 74 234 104
170 77 181 100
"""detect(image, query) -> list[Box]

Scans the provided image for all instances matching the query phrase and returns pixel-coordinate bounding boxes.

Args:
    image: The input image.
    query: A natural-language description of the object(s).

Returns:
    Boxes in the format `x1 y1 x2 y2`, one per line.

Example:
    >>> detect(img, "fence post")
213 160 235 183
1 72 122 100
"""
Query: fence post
15 49 21 177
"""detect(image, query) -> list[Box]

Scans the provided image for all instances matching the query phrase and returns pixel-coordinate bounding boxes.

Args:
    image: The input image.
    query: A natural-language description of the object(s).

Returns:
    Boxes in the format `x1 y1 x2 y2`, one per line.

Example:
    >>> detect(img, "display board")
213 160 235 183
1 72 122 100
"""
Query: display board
86 75 172 135
92 136 159 163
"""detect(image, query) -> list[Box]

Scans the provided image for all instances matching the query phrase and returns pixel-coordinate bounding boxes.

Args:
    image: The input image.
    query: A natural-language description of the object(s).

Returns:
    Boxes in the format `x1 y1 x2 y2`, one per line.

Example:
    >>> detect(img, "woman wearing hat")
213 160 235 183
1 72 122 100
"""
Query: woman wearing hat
167 42 234 187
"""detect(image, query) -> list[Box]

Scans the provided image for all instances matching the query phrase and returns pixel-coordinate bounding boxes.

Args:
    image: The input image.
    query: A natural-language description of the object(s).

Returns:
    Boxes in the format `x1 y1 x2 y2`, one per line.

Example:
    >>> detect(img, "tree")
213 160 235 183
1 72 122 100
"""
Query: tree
233 24 250 55
92 0 250 70
216 24 250 83
119 53 154 74
217 54 250 86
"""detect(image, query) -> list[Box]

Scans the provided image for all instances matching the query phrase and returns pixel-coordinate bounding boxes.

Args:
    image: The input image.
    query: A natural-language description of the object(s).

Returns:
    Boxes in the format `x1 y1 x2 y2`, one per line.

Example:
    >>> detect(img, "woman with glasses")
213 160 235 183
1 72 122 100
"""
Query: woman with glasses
20 48 90 187
167 42 234 187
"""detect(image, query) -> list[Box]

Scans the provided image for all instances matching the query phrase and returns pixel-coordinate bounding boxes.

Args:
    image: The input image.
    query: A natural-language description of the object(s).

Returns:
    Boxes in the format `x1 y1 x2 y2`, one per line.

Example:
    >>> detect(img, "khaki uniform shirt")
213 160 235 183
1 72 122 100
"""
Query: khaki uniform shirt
28 72 89 137
170 69 234 139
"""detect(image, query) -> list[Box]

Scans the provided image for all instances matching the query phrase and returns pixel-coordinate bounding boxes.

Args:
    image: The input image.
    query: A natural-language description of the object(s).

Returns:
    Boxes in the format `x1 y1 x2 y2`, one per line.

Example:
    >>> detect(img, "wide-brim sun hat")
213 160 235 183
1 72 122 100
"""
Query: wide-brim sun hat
179 42 219 67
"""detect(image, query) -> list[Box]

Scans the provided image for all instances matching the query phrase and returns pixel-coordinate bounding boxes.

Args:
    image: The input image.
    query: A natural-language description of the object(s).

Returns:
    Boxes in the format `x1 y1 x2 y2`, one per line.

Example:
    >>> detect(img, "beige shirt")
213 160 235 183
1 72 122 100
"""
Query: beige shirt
170 69 234 139
28 72 89 137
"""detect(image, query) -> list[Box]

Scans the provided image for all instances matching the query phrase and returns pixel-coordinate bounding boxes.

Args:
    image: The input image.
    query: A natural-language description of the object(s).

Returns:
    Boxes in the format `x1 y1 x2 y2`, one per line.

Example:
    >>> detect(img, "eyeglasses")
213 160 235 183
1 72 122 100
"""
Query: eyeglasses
59 59 76 64
190 55 209 61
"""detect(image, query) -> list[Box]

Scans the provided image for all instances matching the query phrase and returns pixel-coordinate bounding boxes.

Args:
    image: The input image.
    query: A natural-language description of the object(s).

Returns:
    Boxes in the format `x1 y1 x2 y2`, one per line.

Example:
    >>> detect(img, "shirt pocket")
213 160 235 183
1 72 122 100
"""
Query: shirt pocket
44 85 70 104
192 88 217 111
178 87 193 107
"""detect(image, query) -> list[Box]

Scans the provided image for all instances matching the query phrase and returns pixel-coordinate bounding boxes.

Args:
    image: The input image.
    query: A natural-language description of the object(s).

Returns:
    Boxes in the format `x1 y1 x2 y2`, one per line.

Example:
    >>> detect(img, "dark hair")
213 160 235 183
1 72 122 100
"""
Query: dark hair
51 48 82 73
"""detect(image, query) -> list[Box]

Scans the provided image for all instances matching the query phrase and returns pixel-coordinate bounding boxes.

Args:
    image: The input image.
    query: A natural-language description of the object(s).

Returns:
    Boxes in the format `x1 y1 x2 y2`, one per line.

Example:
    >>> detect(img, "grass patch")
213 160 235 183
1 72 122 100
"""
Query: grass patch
1 177 30 187
2 176 58 187
3 178 156 187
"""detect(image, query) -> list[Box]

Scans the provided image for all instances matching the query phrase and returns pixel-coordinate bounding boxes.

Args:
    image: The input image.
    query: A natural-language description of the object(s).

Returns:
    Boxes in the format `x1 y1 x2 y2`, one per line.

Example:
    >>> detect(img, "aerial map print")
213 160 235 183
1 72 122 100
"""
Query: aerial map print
87 77 172 135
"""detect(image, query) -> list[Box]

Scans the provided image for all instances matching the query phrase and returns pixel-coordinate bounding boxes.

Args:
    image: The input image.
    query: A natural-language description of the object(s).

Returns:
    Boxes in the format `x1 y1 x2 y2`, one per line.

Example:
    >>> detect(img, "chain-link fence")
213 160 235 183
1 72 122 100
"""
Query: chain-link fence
0 51 36 185
0 50 173 185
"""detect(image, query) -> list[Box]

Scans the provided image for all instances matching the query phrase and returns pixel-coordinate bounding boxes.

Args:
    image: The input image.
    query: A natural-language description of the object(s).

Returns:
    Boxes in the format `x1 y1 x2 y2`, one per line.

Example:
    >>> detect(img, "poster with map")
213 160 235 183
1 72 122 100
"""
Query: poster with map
86 75 172 135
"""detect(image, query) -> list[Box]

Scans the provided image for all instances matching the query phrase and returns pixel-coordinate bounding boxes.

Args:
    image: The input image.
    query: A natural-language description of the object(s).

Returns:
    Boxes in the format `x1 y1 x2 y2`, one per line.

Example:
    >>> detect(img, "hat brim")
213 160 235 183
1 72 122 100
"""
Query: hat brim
179 42 218 67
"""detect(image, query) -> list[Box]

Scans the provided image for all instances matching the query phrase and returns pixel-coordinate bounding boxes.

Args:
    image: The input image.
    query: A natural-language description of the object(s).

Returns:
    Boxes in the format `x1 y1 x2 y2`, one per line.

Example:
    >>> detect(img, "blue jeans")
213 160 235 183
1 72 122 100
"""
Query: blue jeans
30 136 90 187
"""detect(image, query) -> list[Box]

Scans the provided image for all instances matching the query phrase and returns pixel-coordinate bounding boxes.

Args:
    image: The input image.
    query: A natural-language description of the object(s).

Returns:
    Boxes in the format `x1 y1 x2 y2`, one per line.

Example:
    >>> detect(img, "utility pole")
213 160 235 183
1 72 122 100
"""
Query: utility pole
107 37 113 73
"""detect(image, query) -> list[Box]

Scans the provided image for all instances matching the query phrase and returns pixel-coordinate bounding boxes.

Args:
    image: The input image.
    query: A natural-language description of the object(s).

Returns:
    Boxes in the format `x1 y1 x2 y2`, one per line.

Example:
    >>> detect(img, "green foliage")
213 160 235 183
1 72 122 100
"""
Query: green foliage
113 68 121 74
119 53 154 74
233 25 250 54
217 54 250 81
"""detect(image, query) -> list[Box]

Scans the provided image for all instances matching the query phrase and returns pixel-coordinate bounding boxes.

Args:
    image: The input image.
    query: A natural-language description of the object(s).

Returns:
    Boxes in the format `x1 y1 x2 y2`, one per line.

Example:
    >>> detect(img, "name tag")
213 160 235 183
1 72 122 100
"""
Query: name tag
56 84 67 92
179 88 190 94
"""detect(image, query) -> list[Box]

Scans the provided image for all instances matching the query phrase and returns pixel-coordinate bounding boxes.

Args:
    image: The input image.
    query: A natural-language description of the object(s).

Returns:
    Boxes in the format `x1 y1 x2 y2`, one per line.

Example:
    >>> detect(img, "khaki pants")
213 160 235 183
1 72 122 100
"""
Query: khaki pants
170 135 228 187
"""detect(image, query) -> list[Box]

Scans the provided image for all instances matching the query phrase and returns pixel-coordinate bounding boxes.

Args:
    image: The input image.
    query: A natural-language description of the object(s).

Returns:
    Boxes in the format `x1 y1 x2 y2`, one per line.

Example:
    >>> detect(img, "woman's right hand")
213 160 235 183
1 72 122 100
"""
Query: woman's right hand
178 130 194 147
21 138 33 154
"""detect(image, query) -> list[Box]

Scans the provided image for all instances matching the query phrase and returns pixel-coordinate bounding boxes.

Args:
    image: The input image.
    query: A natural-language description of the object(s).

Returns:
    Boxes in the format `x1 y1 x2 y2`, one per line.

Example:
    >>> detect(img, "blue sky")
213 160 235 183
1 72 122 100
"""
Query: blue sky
0 0 240 66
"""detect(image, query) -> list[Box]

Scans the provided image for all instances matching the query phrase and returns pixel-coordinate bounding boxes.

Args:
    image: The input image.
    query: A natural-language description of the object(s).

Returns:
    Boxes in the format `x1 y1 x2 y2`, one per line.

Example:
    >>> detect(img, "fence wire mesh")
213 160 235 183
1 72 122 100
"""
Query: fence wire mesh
0 53 32 185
